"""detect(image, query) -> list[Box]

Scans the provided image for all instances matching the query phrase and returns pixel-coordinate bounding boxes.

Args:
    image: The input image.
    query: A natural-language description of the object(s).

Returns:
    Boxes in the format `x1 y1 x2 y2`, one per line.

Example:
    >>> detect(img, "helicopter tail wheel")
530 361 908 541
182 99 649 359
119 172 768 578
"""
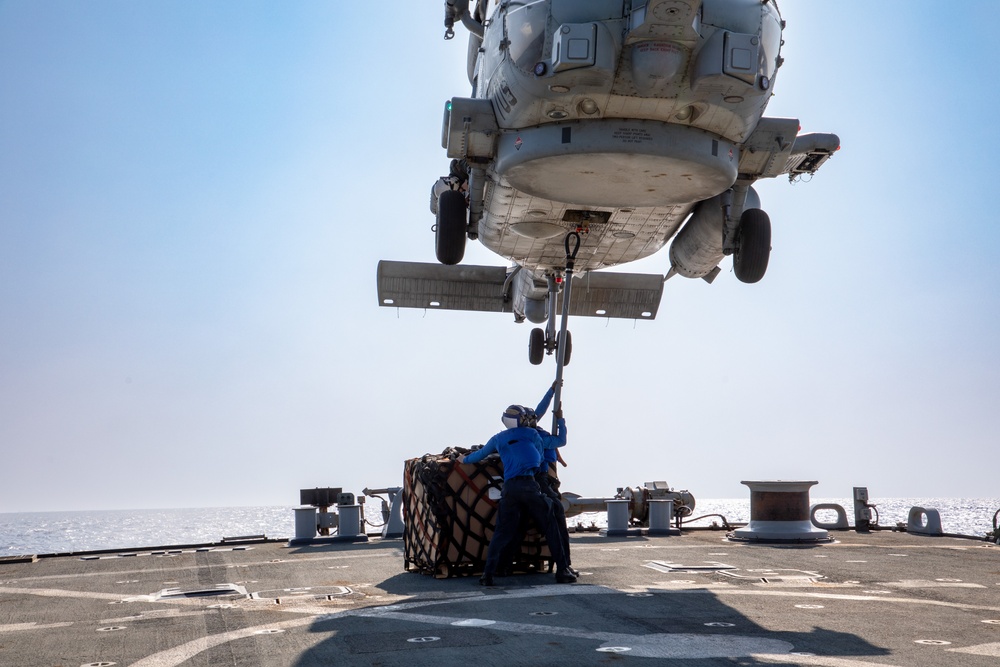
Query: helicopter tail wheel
435 189 467 265
733 208 771 284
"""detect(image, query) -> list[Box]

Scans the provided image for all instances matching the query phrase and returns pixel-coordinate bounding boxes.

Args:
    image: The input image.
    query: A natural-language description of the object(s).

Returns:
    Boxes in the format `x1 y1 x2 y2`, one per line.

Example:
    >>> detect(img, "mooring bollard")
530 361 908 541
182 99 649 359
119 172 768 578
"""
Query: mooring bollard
729 480 832 543
646 499 680 536
602 499 641 537
293 507 318 542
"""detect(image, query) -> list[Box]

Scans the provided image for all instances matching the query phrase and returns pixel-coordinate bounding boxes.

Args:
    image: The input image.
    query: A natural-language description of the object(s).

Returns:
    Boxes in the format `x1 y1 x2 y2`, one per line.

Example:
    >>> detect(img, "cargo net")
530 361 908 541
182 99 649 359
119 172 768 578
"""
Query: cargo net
403 446 553 579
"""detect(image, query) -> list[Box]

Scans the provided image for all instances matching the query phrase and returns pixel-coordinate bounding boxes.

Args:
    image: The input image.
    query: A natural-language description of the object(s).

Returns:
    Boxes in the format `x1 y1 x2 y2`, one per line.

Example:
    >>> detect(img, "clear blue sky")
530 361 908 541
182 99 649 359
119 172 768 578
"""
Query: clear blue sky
2 2 998 513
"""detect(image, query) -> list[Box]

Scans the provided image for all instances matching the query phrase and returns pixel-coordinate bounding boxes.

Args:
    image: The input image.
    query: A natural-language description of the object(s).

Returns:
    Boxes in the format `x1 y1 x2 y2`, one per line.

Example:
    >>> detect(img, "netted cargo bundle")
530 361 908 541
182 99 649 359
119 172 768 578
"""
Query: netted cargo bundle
403 446 553 578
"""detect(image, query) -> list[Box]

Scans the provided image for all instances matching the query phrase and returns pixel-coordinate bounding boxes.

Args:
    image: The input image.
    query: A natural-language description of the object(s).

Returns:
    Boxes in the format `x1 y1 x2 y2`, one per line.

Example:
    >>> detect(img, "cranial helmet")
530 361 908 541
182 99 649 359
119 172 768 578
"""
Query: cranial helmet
501 405 530 429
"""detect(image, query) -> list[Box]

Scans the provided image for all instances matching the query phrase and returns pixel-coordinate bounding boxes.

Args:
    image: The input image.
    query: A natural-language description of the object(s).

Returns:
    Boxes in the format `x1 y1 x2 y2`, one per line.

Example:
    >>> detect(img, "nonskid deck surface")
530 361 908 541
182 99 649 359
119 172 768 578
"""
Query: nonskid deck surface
1 531 998 666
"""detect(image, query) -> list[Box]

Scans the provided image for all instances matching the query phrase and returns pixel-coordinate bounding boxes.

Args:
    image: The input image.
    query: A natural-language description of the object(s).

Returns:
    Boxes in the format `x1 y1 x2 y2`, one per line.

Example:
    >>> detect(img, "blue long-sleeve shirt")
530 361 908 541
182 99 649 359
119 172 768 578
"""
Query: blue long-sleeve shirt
535 386 554 419
464 426 543 479
536 418 566 466
533 387 566 470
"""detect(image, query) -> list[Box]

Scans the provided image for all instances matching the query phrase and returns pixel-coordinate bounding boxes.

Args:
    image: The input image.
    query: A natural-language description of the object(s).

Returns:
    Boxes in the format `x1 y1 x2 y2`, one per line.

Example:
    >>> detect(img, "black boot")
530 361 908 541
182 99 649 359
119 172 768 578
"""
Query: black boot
479 573 495 586
555 569 577 584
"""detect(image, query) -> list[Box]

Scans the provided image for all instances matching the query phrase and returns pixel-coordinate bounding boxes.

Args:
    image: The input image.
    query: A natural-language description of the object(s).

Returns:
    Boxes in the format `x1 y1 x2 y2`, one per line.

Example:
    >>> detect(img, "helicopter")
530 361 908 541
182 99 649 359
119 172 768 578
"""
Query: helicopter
378 0 839 367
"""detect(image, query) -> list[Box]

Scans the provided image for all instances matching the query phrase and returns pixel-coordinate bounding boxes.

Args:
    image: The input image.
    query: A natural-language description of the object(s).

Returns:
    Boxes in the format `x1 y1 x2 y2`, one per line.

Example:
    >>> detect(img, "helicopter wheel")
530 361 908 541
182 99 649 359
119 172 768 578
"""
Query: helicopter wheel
435 189 467 265
733 208 771 284
559 330 572 366
528 327 545 365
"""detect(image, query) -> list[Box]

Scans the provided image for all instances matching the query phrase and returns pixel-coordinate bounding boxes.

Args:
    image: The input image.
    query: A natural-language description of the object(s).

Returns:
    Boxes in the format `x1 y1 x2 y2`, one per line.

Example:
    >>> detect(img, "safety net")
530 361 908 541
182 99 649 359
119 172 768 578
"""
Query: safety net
403 446 554 578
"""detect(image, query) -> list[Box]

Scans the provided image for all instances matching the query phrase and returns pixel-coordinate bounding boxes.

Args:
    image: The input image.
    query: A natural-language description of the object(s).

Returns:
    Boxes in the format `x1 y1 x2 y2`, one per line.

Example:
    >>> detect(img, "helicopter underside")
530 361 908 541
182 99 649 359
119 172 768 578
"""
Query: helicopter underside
477 181 694 276
494 119 739 209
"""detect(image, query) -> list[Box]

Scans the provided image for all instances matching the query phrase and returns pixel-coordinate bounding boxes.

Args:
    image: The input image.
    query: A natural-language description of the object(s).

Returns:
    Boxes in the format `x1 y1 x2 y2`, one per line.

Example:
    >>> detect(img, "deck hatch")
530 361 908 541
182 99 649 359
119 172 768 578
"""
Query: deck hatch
154 583 248 600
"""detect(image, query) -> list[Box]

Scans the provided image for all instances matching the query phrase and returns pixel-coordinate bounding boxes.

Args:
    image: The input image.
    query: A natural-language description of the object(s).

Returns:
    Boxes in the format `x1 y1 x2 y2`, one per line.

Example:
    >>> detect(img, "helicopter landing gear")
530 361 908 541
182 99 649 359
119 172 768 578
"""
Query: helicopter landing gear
733 208 771 284
528 326 571 366
435 189 467 265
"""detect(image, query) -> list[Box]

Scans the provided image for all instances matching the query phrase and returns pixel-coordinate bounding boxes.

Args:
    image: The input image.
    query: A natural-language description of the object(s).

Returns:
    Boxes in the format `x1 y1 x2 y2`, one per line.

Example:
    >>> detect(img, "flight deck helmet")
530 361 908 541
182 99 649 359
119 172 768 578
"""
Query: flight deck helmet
502 405 530 429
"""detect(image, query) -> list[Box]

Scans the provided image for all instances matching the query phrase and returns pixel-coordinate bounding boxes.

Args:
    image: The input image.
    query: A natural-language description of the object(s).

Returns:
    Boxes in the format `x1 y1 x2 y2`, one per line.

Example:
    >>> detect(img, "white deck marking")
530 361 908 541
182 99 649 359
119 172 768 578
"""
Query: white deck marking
948 642 1000 657
0 586 124 601
451 618 496 626
0 622 73 632
706 588 1000 613
882 579 984 589
9 550 403 583
126 616 320 667
753 656 901 667
100 609 211 624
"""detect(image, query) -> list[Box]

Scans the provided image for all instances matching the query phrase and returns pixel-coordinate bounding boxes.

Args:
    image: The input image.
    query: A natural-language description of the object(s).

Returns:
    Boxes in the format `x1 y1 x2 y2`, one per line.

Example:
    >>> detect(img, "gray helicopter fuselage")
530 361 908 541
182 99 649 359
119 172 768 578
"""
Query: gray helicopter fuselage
446 0 788 288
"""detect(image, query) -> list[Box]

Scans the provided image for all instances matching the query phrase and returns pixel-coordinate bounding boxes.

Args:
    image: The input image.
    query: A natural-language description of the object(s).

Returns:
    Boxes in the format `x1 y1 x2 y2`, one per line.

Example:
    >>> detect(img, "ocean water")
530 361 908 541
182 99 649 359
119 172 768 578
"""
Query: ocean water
0 506 295 557
2 497 998 557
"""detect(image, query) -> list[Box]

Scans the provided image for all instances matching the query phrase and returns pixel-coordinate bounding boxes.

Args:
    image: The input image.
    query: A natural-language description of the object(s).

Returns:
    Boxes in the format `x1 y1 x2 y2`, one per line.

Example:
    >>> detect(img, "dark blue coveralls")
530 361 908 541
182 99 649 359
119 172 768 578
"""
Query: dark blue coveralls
463 423 571 582
532 386 572 568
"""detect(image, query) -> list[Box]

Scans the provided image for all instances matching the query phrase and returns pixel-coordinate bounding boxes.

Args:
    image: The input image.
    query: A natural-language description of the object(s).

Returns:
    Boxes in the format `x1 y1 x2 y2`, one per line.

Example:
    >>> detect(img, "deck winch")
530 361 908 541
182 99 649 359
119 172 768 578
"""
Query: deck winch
561 481 695 536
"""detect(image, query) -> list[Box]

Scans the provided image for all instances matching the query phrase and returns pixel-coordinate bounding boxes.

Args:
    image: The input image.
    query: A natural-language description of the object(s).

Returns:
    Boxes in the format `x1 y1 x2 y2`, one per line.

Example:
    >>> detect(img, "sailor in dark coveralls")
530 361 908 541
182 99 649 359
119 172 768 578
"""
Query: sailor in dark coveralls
462 404 576 586
531 384 576 575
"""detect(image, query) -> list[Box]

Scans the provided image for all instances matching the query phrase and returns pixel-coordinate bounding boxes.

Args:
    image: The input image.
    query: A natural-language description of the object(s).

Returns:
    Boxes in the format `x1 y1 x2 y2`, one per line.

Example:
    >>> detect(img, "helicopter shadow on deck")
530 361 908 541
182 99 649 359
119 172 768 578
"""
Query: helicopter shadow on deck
287 559 892 667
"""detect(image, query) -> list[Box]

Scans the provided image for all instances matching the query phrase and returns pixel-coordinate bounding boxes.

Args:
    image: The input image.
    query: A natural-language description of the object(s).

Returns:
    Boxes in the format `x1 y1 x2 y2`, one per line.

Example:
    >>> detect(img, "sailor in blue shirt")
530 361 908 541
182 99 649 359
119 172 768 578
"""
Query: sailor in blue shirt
531 383 575 574
463 404 575 586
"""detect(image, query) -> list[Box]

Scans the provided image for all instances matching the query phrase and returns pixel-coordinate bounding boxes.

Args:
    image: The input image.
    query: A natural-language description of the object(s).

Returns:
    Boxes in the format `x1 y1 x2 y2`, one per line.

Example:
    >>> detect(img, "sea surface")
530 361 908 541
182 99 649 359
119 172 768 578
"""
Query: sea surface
2 497 998 556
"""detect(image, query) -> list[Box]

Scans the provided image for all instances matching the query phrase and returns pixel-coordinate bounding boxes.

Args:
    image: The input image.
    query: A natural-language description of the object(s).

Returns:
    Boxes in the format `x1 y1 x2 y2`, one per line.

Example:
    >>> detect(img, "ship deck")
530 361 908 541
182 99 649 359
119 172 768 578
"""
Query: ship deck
2 528 999 666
